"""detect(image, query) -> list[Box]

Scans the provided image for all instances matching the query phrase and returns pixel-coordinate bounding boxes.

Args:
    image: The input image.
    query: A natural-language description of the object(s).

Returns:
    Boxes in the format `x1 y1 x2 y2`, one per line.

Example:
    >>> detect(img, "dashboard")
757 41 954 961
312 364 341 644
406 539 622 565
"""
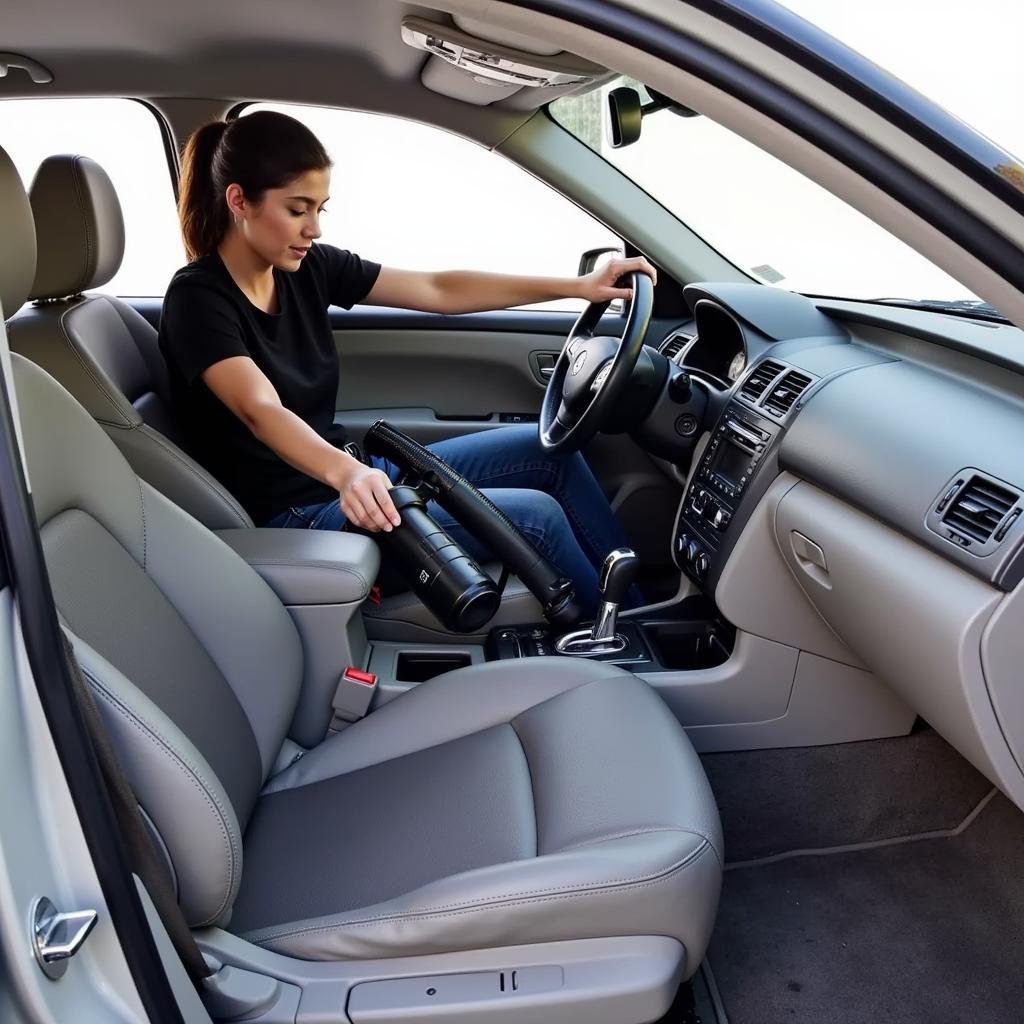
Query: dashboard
659 280 1024 812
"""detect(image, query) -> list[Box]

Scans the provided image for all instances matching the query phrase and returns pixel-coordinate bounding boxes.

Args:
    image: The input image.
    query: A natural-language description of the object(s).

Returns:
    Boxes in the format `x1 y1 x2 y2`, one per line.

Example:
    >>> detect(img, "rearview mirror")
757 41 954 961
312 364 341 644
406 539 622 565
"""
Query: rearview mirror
605 85 699 149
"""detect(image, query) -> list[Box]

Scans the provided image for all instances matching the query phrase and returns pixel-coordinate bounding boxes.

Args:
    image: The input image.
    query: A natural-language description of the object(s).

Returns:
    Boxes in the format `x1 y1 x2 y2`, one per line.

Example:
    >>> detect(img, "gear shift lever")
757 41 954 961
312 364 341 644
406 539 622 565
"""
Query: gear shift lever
555 548 639 656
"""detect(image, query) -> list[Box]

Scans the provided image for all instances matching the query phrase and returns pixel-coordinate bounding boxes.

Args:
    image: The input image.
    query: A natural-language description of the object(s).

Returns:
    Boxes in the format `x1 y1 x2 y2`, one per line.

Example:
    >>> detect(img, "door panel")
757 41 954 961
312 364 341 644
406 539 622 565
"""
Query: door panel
335 328 554 443
331 308 617 443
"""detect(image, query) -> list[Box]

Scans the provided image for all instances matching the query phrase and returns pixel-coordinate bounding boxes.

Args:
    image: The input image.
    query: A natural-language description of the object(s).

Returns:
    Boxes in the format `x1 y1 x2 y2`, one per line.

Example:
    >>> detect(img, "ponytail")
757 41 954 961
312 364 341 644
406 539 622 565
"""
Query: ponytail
178 120 229 262
177 112 332 263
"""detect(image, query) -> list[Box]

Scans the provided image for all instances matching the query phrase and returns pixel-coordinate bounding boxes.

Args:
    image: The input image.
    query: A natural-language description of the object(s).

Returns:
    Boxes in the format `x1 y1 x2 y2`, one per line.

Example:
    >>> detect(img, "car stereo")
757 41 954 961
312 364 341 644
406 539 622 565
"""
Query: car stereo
699 412 771 499
674 403 778 580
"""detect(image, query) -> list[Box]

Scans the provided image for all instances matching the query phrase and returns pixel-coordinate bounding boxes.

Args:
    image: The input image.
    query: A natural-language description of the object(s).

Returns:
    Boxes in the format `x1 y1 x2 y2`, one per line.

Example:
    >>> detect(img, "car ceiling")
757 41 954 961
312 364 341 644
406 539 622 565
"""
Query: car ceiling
0 0 612 146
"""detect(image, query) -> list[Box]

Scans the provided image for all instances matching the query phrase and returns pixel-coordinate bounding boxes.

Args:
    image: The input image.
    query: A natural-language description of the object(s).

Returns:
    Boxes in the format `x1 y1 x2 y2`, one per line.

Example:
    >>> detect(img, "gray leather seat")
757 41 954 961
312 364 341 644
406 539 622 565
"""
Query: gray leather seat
8 153 252 530
7 153 545 637
0 147 721 990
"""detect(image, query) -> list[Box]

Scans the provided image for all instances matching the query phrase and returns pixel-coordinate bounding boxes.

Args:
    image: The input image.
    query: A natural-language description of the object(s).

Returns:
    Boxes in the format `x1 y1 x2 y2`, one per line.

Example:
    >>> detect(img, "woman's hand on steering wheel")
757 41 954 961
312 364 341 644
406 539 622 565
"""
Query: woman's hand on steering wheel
539 268 655 454
578 255 658 304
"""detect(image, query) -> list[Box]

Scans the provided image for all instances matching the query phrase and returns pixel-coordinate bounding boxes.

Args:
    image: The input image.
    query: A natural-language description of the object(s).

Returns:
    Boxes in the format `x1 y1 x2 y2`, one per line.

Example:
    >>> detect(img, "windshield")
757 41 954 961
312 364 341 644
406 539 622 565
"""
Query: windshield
550 1 1023 310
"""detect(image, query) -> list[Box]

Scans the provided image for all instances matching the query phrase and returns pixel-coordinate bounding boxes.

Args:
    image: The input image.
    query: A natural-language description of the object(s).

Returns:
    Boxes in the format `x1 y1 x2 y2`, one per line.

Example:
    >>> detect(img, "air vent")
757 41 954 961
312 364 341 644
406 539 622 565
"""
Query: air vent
762 369 814 417
942 476 1019 544
659 333 692 360
740 359 785 402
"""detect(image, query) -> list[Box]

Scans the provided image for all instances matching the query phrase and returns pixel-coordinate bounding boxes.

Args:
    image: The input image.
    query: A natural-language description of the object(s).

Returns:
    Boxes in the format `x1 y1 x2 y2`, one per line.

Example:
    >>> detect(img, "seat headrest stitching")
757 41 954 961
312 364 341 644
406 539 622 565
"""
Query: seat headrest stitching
70 156 96 295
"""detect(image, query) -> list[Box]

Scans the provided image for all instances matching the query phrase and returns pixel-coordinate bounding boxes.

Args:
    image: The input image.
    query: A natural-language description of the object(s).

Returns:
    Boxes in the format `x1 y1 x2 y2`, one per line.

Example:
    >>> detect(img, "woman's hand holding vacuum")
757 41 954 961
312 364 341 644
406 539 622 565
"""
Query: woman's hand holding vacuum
335 459 401 532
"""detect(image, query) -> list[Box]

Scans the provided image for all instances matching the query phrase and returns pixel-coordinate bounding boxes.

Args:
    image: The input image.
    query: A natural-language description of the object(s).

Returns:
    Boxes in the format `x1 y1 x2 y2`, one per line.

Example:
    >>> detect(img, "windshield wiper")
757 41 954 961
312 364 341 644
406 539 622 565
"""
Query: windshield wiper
866 297 1010 324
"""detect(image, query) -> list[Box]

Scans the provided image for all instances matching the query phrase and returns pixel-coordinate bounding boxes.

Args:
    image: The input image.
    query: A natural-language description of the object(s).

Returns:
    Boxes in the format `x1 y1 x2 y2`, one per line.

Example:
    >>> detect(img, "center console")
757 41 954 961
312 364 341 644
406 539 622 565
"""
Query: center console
674 400 780 584
486 615 733 672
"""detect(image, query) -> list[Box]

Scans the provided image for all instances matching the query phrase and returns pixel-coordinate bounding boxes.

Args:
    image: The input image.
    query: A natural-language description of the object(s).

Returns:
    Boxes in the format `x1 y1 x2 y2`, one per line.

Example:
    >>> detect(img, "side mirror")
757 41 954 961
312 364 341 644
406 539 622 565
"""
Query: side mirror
605 85 700 149
577 245 623 277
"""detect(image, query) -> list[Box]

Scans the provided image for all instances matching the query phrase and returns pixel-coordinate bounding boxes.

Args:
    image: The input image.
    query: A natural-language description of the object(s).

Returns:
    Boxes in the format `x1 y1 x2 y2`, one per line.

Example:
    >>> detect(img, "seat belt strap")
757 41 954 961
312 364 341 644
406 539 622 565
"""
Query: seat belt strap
60 633 212 990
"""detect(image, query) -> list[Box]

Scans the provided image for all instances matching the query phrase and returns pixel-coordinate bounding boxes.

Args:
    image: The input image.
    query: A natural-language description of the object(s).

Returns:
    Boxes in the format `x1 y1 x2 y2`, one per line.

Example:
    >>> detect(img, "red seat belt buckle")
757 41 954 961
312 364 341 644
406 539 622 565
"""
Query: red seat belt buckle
331 667 379 731
343 667 377 686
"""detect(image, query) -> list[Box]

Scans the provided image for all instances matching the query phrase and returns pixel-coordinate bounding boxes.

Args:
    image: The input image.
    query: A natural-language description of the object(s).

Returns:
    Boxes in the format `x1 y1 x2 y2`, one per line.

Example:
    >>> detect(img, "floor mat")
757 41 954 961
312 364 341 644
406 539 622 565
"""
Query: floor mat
708 793 1024 1023
701 728 992 863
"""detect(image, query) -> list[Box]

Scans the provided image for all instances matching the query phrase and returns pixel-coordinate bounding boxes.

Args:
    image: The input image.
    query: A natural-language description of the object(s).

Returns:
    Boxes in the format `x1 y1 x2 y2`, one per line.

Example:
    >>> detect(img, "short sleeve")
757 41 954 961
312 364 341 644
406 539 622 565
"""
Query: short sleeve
309 244 381 309
159 281 249 385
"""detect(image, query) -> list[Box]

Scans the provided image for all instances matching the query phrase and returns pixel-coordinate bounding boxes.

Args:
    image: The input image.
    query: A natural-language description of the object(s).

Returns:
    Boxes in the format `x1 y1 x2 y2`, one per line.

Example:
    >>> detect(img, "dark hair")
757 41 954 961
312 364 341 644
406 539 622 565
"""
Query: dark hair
177 111 333 262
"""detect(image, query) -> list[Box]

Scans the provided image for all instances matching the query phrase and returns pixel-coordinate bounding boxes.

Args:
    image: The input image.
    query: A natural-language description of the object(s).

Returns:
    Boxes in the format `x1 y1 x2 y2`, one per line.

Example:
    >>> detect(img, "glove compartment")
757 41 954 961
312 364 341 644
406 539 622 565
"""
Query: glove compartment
774 481 1024 806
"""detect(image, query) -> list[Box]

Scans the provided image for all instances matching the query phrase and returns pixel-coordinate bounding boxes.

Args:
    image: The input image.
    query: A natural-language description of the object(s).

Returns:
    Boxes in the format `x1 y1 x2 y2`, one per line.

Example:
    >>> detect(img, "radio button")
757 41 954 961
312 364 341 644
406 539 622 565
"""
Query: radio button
713 508 731 530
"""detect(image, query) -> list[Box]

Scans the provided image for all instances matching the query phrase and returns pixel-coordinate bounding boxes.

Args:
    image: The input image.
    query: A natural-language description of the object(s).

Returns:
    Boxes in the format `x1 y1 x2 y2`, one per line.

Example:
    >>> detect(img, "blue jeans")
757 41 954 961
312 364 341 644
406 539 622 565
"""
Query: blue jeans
265 425 640 614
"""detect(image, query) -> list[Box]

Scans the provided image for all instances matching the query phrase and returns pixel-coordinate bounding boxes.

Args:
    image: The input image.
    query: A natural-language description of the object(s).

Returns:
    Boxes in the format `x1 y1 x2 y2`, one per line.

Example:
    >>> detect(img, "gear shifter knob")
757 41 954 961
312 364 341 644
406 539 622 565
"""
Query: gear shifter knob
599 548 639 606
554 548 639 656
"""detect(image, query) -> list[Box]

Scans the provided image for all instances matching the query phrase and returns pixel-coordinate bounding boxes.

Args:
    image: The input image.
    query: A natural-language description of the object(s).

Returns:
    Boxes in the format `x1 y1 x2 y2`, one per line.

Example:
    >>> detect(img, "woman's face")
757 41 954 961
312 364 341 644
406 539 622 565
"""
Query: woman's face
236 167 331 270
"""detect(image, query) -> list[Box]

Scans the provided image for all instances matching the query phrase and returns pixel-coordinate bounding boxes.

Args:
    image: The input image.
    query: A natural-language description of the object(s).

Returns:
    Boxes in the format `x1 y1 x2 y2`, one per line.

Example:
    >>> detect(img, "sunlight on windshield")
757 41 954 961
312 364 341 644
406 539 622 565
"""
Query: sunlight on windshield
552 79 977 303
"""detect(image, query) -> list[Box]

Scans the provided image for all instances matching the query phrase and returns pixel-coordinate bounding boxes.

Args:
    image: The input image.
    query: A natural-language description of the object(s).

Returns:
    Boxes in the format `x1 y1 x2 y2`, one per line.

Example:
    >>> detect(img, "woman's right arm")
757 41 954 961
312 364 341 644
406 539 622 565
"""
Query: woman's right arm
201 356 401 532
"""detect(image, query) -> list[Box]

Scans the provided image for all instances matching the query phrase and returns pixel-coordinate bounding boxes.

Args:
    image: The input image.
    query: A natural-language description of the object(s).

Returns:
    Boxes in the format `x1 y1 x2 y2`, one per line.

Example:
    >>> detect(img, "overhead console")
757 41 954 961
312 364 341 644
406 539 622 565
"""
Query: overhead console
674 359 817 585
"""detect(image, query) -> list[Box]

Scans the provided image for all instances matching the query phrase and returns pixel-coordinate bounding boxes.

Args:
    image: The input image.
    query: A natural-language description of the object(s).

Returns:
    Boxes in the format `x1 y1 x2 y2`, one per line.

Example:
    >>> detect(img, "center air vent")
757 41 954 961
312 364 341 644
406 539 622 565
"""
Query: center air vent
660 333 692 360
941 475 1020 544
762 369 814 417
740 359 785 402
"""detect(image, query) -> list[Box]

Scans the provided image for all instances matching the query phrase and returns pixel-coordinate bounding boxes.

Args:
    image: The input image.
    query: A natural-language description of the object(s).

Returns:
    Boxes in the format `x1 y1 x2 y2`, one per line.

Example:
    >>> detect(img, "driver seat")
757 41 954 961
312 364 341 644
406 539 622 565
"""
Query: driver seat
7 153 543 637
0 145 722 1019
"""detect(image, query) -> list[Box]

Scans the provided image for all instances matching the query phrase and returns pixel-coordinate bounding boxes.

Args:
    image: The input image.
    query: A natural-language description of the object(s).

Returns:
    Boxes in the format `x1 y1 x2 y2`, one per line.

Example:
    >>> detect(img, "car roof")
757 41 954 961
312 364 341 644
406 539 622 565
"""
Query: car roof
0 0 615 147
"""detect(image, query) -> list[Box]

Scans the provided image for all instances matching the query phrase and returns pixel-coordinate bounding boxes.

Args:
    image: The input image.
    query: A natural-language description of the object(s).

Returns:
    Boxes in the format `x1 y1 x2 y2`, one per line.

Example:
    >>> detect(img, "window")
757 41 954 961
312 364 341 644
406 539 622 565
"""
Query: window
552 79 980 303
0 98 183 297
247 103 621 311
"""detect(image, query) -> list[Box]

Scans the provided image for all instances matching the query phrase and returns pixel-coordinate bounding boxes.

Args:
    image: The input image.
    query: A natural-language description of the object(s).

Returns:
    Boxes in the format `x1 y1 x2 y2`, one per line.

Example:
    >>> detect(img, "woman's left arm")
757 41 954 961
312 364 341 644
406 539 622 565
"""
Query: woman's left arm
363 256 657 314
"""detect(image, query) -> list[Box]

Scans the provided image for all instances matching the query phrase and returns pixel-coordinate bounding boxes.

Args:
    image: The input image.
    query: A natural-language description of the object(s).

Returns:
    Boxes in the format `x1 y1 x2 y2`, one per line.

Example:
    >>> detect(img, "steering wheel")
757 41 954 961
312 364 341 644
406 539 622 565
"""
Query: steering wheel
539 271 654 453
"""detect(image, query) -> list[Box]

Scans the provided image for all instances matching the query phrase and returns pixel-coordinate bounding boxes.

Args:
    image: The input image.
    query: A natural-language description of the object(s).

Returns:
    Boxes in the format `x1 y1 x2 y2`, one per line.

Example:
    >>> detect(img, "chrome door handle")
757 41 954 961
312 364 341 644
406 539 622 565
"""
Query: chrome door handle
31 897 98 979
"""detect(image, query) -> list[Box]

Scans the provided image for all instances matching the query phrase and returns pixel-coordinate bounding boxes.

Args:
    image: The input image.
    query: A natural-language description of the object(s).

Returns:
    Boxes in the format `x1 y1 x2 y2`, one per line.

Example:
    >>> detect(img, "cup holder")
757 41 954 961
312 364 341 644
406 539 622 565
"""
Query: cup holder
396 651 472 683
641 620 733 671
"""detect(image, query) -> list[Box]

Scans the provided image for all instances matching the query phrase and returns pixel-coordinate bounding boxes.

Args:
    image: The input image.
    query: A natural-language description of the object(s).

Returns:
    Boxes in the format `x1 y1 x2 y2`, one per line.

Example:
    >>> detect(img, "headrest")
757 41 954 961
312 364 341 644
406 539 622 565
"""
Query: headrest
29 154 125 301
0 144 37 318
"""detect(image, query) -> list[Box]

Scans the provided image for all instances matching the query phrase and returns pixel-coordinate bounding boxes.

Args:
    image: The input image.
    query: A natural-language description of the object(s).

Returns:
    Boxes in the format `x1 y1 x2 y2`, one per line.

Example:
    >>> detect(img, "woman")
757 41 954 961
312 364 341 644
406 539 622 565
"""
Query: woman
159 111 654 613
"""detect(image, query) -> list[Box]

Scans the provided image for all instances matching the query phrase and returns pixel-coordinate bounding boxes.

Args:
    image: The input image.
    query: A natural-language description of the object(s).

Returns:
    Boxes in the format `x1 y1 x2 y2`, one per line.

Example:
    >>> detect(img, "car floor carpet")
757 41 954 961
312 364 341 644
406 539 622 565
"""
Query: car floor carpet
701 727 992 863
706 791 1024 1024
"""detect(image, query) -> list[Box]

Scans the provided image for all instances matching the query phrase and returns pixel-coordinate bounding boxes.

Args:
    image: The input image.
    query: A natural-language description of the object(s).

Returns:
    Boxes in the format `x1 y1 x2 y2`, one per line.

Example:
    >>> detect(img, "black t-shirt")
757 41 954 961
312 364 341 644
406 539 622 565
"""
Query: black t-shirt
158 244 381 525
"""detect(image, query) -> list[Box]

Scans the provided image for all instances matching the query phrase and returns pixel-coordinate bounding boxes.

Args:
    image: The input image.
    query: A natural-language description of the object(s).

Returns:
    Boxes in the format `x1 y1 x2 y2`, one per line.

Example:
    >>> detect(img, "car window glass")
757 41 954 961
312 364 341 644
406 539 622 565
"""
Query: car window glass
0 98 183 297
552 79 980 303
247 103 622 311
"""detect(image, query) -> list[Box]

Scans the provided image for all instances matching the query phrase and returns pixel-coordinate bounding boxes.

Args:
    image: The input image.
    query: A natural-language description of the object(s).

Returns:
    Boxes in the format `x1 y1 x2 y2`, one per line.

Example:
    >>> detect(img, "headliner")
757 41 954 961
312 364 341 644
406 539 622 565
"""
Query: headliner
0 0 610 145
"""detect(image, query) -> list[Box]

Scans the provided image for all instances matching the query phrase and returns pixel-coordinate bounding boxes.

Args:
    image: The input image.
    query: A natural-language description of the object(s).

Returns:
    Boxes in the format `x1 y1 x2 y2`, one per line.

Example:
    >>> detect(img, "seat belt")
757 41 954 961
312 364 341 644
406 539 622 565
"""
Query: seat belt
59 633 212 990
